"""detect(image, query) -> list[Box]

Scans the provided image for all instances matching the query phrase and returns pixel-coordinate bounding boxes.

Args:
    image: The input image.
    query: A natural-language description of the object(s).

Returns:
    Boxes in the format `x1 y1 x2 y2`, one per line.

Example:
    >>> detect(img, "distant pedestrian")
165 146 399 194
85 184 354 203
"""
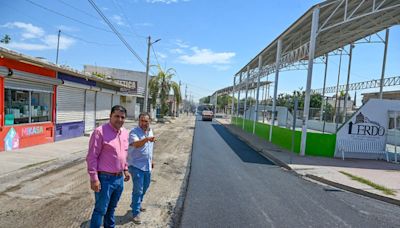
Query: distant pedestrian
86 105 130 228
128 112 156 224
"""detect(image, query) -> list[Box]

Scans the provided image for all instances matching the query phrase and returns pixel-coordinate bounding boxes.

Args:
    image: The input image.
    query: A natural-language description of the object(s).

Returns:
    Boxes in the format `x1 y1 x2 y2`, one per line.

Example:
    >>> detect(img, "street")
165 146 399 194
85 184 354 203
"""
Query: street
180 116 400 227
0 116 195 228
0 115 399 227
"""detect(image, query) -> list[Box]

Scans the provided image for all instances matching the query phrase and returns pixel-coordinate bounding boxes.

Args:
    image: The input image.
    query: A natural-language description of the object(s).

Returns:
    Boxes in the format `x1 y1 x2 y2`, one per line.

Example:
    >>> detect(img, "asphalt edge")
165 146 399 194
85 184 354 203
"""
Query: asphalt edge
169 117 196 228
305 174 400 206
215 118 400 207
215 119 292 171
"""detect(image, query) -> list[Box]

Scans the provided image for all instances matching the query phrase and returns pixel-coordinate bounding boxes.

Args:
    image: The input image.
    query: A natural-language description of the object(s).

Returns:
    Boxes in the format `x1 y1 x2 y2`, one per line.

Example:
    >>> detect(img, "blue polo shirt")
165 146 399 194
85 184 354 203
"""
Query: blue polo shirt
127 126 154 171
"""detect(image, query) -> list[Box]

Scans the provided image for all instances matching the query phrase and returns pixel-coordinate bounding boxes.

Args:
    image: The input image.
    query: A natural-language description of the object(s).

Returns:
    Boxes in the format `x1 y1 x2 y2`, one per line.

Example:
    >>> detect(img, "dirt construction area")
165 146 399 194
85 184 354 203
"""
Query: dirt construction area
0 115 195 227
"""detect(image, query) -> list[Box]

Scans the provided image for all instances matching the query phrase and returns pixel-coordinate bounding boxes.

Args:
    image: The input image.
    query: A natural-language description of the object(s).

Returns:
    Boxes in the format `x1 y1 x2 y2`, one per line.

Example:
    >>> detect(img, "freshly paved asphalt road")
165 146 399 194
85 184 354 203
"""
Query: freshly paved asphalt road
180 116 400 227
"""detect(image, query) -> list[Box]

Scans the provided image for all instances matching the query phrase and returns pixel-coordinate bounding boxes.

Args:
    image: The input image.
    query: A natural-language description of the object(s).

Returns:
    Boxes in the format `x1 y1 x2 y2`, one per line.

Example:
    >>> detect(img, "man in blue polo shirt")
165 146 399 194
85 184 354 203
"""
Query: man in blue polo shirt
128 112 155 225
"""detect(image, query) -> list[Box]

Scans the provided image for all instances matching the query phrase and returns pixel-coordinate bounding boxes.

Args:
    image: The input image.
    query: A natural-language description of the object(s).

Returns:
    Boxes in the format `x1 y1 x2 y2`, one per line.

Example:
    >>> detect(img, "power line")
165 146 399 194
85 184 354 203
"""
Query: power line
88 0 146 67
57 0 99 20
111 0 147 39
151 45 161 67
24 0 112 34
3 1 120 48
62 32 120 46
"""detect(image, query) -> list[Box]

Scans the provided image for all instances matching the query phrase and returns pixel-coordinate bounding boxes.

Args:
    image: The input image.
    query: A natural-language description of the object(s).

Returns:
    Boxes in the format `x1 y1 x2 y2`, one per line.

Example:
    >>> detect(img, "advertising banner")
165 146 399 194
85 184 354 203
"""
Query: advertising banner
335 99 400 159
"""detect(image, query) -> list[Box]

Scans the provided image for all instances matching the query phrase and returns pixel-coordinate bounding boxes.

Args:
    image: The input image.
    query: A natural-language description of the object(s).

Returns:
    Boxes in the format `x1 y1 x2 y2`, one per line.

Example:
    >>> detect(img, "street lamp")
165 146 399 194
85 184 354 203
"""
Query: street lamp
143 36 161 113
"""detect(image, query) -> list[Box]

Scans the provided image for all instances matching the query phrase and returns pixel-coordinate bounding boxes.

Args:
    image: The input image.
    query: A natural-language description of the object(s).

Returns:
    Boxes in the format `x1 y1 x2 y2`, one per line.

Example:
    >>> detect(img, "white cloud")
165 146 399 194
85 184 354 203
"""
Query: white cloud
43 35 75 50
175 39 189 48
178 47 235 65
57 25 78 32
3 22 44 40
135 22 153 27
112 15 126 26
156 52 167 59
2 42 48 51
169 48 184 54
1 21 75 51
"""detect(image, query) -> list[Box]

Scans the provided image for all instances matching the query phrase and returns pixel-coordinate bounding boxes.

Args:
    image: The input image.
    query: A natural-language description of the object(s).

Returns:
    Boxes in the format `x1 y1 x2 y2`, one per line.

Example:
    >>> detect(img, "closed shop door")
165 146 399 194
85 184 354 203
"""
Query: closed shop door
96 92 112 119
85 90 96 133
56 85 85 123
112 94 120 106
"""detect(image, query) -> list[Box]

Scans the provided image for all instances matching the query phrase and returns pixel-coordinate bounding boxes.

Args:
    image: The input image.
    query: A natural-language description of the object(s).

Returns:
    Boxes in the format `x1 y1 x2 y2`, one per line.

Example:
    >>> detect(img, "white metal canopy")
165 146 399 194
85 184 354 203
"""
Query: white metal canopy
233 0 400 156
236 0 400 80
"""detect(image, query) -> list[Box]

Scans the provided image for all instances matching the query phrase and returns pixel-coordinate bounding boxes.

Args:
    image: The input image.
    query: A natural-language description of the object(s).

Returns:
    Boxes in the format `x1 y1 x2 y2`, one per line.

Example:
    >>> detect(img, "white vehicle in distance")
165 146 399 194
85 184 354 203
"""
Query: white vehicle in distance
197 104 215 121
201 109 214 121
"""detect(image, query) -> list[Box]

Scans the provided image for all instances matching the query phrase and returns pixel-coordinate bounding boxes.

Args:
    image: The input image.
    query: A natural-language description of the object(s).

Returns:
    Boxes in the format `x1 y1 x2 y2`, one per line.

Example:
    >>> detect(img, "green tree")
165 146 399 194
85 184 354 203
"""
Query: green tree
149 65 181 116
216 94 237 113
199 96 210 104
0 34 11 44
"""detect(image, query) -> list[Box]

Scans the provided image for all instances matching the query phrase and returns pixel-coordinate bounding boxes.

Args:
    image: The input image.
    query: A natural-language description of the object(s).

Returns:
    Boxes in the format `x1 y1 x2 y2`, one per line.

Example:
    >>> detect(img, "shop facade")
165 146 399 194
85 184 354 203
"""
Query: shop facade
0 57 61 151
55 72 96 141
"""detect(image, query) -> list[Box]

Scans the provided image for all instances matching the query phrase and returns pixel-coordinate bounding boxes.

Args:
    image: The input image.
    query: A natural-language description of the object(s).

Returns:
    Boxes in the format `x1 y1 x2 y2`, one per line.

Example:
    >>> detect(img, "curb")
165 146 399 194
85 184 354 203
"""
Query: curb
305 174 400 207
215 118 400 207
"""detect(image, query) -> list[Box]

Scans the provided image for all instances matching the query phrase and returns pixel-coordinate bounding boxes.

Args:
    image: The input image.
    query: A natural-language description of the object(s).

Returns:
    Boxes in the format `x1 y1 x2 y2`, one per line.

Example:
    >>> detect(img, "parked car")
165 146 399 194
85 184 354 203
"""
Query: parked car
201 109 213 121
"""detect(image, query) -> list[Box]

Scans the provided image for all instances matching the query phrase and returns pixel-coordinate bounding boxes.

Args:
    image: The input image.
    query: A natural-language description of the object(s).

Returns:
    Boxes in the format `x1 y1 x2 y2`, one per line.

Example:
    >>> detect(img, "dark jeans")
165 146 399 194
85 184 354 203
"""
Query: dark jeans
129 166 151 216
90 173 124 228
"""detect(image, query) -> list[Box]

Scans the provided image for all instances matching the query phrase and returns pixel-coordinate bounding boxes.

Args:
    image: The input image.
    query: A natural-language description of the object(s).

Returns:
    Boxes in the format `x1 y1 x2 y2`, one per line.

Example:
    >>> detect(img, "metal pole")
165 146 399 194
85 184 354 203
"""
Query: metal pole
395 112 398 163
379 28 390 99
300 8 319 156
253 55 262 134
292 97 298 153
56 30 61 64
322 97 328 133
320 54 329 121
243 66 250 130
231 75 236 116
333 48 343 128
269 39 282 142
215 92 218 113
343 43 354 123
236 73 242 125
144 36 151 113
262 81 266 123
265 77 269 122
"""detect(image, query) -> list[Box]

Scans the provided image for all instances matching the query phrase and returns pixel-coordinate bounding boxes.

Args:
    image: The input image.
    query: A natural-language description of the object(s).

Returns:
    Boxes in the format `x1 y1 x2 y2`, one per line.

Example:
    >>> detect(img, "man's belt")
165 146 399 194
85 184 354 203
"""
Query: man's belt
98 171 123 176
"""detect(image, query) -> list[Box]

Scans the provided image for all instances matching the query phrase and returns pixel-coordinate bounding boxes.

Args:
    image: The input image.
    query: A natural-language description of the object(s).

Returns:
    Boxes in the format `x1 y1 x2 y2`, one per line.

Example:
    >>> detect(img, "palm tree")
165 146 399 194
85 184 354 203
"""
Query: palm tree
149 65 182 117
0 34 11 44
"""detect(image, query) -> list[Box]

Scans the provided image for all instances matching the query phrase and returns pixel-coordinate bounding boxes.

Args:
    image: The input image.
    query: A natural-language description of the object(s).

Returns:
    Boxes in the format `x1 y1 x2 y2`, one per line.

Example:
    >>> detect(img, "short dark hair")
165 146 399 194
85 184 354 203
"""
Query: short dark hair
111 105 127 115
139 112 150 119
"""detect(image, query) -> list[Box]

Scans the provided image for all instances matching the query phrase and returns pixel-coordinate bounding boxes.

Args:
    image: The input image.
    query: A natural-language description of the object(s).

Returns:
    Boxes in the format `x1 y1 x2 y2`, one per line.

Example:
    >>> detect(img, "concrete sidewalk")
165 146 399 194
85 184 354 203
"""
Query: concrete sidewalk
0 119 176 193
215 117 400 205
0 136 90 193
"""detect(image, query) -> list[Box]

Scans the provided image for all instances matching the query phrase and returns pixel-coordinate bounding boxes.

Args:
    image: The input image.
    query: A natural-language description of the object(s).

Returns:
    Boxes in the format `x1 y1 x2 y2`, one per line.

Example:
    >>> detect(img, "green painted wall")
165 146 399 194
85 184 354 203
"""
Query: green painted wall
231 117 336 157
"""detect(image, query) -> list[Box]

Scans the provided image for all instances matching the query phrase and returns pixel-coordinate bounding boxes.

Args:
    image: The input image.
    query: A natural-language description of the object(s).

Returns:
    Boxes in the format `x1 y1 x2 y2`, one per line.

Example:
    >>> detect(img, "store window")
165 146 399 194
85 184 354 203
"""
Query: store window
4 88 52 125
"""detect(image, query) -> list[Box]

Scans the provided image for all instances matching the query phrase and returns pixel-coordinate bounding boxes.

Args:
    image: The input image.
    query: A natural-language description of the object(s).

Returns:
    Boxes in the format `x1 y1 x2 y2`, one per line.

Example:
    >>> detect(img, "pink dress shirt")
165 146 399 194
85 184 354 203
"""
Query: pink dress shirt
86 123 129 182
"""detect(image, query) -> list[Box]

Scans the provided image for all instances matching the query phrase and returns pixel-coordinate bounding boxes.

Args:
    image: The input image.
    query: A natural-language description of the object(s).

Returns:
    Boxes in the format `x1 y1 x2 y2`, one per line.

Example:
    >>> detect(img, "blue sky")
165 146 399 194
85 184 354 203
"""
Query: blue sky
0 0 399 103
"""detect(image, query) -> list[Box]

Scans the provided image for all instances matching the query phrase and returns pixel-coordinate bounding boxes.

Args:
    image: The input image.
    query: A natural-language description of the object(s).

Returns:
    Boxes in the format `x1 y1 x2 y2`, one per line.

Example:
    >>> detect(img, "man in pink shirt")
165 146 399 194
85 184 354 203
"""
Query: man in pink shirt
86 105 130 228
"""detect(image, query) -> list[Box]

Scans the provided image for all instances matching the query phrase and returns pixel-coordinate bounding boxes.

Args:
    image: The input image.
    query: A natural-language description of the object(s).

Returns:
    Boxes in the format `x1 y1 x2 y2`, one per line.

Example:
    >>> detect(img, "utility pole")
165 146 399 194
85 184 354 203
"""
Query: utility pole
56 30 61 64
185 84 188 112
144 36 161 113
178 81 181 117
143 36 151 113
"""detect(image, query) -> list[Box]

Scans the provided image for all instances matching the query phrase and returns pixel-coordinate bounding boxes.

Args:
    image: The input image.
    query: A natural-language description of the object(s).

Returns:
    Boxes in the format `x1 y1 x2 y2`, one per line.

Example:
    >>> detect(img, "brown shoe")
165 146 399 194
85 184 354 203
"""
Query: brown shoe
132 215 142 225
140 207 146 212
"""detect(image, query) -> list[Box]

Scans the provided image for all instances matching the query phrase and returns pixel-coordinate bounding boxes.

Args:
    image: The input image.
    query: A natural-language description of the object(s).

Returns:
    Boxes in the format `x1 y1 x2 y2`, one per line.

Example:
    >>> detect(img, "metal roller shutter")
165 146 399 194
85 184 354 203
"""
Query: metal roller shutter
112 94 120 106
96 92 112 119
56 85 85 123
85 90 96 133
